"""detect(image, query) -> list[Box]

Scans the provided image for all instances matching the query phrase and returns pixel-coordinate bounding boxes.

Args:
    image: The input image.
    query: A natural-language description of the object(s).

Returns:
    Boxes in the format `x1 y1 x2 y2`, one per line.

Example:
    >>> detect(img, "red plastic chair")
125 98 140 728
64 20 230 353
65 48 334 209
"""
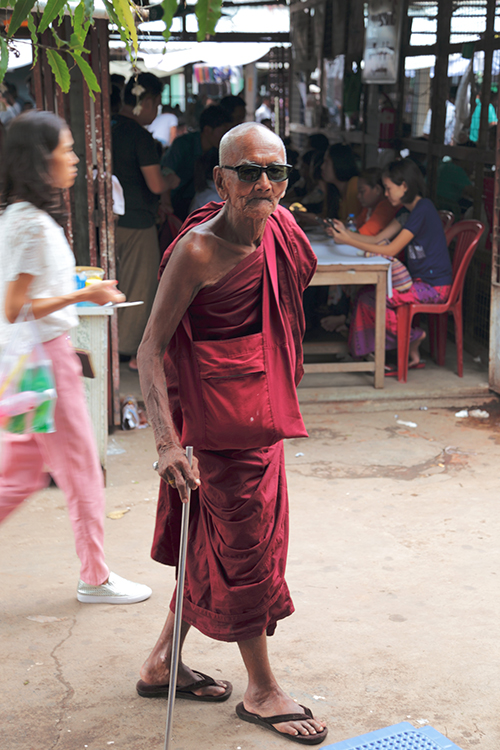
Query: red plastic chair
438 210 455 232
396 220 485 382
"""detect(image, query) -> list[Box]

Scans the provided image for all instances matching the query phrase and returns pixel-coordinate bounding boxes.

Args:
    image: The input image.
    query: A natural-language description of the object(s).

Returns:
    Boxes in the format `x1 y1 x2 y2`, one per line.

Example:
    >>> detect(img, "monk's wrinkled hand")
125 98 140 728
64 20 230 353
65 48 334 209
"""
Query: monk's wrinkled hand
157 445 201 503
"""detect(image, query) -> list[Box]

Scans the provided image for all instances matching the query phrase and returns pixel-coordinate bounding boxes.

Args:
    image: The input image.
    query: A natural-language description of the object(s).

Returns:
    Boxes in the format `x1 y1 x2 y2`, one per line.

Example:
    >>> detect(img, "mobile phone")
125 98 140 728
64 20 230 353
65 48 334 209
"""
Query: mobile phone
75 349 96 379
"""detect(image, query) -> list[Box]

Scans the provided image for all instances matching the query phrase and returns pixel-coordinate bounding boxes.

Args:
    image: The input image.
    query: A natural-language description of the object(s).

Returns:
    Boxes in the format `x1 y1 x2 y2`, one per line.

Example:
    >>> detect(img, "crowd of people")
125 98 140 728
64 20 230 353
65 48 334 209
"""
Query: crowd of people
3 69 479 376
279 130 489 371
0 66 493 744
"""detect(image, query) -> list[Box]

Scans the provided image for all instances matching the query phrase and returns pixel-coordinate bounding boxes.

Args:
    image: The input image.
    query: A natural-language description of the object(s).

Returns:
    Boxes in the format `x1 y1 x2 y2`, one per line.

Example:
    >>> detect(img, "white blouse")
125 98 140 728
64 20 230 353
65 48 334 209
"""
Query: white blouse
0 202 78 345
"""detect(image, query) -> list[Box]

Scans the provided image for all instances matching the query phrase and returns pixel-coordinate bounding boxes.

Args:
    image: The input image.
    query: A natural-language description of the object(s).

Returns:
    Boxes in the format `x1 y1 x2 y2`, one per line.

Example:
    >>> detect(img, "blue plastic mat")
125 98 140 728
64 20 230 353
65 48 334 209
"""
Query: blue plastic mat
322 722 463 750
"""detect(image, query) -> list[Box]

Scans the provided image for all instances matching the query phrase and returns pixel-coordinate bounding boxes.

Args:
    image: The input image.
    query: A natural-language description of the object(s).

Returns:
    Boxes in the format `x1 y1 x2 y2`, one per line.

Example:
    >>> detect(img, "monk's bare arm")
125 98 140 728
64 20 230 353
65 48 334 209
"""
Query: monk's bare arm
137 235 212 500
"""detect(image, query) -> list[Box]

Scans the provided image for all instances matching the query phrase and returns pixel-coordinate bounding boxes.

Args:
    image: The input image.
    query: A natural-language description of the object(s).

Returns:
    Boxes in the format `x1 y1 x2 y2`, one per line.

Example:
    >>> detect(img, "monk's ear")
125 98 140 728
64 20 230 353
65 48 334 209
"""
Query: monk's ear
214 167 229 200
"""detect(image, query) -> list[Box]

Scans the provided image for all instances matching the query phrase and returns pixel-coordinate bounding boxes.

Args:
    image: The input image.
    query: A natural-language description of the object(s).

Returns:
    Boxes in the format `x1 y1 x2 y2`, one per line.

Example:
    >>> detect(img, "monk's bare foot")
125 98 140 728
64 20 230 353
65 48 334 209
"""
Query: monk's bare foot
242 685 326 738
139 659 227 698
409 330 426 367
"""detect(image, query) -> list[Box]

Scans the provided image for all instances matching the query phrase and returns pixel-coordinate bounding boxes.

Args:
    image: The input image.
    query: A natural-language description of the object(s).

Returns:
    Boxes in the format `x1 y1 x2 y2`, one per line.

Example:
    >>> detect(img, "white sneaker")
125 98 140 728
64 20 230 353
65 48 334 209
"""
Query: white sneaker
77 571 152 604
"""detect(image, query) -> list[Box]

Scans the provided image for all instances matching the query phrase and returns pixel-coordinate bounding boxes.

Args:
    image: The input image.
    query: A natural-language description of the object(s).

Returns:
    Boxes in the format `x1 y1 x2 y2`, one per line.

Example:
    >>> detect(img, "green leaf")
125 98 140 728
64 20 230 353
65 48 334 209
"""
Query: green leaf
0 36 9 85
70 2 91 49
112 0 138 56
7 0 38 38
27 11 39 68
195 0 222 42
50 27 67 48
83 0 94 24
38 0 69 35
71 52 100 99
73 0 84 30
46 48 70 92
161 0 177 43
102 0 129 45
0 0 12 7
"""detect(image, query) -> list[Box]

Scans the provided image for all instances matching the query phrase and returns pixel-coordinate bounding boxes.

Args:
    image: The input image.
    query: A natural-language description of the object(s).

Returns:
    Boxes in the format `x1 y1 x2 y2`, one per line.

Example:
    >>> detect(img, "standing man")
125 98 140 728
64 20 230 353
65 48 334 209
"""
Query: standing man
255 94 273 123
136 123 328 745
220 94 247 125
422 86 457 145
161 105 232 222
469 88 498 143
112 73 179 370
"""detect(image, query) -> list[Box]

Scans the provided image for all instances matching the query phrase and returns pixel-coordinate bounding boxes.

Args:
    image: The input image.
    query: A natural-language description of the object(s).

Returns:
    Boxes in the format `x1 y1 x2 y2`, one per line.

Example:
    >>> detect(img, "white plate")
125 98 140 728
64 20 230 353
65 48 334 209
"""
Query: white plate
105 300 145 309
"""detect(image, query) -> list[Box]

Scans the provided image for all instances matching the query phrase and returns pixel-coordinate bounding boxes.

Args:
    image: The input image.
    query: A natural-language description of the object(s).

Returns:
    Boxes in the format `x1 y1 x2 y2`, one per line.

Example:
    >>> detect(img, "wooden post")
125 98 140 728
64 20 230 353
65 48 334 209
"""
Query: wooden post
473 0 495 219
82 77 97 267
97 17 121 427
90 27 108 268
427 0 452 203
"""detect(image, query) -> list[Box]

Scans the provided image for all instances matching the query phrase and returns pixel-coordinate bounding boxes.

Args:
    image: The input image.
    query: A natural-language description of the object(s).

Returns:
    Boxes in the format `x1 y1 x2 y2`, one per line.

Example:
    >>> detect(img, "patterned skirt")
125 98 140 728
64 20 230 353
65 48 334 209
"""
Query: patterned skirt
348 281 451 357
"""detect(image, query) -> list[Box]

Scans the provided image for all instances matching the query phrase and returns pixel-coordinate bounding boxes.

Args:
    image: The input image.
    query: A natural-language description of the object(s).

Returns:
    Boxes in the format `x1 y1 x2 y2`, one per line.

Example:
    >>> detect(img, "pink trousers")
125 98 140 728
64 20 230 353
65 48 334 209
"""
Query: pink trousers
0 334 109 585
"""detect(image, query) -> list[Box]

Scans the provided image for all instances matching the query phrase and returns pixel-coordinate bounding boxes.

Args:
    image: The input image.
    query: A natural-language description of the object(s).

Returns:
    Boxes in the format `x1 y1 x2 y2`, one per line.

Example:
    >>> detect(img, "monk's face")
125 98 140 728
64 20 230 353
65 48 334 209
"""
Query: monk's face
215 129 288 221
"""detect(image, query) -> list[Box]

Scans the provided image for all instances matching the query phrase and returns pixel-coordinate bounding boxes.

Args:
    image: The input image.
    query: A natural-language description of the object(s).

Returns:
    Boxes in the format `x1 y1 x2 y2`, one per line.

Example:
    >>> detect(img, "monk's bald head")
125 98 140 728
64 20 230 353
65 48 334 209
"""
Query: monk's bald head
219 122 285 165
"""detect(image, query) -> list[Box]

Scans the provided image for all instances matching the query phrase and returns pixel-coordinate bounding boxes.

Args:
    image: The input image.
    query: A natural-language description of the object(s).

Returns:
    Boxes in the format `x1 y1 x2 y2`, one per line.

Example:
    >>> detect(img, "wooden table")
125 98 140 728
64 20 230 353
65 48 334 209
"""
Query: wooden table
305 236 391 389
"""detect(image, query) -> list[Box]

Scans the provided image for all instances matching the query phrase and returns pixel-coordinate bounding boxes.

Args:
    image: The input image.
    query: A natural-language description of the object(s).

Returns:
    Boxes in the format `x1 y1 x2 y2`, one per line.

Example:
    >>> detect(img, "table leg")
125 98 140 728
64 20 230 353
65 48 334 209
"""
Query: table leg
373 270 387 388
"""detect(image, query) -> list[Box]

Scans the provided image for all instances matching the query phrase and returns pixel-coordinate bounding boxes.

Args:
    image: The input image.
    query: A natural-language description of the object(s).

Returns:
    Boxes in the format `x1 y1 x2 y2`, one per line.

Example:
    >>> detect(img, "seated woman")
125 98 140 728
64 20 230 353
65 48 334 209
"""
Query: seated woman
322 143 361 221
330 158 452 371
285 149 325 214
300 145 361 332
355 167 399 235
291 143 360 230
320 167 399 333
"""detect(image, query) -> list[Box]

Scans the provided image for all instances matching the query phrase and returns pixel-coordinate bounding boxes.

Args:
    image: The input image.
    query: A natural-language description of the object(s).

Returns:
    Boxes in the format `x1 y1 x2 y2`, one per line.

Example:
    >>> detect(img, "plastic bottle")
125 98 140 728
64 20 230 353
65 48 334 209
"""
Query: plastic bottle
5 360 56 434
121 396 140 430
31 362 56 433
346 214 357 232
6 363 34 433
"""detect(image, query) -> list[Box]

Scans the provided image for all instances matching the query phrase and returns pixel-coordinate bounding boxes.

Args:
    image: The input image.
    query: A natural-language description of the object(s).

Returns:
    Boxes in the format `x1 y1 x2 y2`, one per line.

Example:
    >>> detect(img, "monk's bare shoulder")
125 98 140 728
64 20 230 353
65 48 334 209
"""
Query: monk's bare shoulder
161 223 221 291
171 225 217 270
168 218 251 289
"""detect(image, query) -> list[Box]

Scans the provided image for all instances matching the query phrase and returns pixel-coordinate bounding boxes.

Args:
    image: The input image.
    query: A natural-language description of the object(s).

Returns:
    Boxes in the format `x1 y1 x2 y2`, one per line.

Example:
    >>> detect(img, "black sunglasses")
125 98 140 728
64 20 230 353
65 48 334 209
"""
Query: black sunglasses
220 163 293 183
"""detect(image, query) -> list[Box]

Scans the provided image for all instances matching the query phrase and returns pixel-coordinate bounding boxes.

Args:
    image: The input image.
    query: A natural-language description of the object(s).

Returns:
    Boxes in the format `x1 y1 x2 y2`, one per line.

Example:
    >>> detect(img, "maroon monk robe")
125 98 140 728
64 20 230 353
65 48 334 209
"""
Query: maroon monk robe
151 202 317 642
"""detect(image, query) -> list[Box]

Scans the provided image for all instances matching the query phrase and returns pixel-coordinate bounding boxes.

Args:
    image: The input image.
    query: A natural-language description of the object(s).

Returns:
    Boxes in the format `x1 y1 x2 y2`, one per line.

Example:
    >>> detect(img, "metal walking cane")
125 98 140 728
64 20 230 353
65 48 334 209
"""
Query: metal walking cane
153 445 194 750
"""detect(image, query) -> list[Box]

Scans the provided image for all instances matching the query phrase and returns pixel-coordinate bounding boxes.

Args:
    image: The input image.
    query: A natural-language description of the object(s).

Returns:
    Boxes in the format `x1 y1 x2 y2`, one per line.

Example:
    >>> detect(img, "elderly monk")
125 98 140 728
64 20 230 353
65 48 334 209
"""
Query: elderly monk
136 122 327 745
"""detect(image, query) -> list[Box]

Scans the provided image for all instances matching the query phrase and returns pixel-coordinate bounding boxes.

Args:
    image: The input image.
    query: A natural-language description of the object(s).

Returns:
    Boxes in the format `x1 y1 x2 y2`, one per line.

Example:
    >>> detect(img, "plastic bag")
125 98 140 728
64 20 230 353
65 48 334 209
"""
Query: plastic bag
0 306 57 434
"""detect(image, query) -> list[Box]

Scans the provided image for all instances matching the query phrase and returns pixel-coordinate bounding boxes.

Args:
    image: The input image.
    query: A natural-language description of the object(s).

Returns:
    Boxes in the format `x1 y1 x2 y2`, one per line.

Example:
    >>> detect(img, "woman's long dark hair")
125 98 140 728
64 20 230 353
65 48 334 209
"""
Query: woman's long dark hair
0 110 67 225
326 143 359 183
383 158 426 204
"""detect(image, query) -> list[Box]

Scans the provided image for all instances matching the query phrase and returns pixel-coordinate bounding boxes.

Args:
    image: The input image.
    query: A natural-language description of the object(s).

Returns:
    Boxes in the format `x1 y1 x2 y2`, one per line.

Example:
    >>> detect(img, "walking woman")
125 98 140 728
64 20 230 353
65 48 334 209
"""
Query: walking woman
0 111 152 604
331 158 452 370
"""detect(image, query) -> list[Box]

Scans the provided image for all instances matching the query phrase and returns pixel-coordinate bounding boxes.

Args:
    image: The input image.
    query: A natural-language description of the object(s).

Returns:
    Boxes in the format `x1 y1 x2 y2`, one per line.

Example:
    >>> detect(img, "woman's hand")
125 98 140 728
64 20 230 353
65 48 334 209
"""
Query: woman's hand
331 220 353 245
157 443 201 503
83 280 126 306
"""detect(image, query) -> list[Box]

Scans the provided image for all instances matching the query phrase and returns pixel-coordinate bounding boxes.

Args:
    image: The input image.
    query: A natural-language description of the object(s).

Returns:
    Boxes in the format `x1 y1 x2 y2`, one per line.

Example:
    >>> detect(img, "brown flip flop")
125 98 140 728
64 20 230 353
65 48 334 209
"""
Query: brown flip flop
236 701 328 745
136 670 232 702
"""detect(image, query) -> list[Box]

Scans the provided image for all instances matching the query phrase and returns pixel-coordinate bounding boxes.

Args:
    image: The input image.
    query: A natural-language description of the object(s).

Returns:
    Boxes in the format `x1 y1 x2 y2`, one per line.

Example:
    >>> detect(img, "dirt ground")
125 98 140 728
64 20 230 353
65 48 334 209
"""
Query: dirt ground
1 398 499 750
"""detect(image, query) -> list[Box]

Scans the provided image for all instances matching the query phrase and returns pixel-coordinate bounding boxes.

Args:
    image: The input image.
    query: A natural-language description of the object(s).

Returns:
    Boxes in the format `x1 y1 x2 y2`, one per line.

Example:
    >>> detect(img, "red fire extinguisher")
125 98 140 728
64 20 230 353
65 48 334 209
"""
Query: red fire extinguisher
379 93 396 149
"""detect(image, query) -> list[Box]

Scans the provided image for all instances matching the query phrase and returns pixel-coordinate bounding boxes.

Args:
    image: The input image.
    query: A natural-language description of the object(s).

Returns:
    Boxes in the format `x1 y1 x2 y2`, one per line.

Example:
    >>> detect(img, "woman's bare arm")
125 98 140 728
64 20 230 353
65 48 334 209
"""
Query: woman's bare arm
330 223 415 258
4 273 124 323
326 217 403 245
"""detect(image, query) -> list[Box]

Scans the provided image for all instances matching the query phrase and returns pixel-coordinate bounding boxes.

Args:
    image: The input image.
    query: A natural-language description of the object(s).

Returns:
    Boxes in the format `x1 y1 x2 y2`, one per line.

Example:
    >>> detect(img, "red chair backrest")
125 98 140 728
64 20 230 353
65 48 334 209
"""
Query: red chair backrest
444 220 485 306
438 210 455 232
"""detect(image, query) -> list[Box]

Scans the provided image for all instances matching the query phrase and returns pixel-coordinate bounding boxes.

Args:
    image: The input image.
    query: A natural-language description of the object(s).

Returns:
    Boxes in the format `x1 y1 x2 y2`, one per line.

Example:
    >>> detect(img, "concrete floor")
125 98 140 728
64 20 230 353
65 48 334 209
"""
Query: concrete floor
1 355 499 750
